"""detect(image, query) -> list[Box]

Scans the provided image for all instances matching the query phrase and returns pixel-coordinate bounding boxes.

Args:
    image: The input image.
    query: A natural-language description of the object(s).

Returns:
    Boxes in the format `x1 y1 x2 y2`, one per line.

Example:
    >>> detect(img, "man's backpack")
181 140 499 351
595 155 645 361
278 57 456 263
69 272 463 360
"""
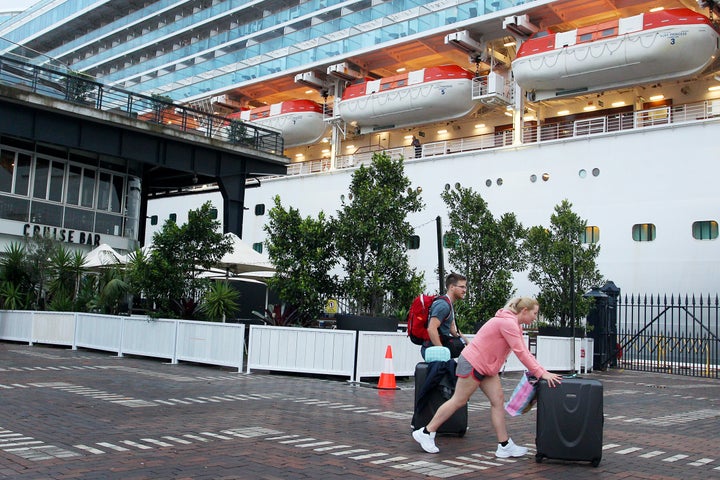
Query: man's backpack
407 294 450 345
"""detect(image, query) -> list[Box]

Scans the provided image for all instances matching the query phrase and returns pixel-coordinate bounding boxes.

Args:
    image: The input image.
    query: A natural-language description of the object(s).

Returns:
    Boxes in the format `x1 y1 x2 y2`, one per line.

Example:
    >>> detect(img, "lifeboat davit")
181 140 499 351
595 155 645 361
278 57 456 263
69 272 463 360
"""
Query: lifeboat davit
229 99 327 148
513 8 720 101
336 65 475 133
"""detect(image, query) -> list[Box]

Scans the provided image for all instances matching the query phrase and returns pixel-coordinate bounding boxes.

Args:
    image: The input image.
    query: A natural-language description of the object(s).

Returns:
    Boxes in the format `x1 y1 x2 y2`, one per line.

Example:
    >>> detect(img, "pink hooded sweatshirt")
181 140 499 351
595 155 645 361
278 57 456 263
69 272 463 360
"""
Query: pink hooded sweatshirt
461 308 548 378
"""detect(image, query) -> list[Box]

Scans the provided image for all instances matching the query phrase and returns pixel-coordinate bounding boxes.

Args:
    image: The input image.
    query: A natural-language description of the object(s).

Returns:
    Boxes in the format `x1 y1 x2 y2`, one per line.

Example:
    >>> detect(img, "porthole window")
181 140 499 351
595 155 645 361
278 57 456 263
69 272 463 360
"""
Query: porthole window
485 179 492 187
407 235 420 250
581 226 600 243
579 169 587 178
692 220 718 240
255 204 265 216
542 173 550 181
252 242 263 253
496 178 503 186
632 223 656 242
530 174 537 183
444 183 451 191
592 168 600 177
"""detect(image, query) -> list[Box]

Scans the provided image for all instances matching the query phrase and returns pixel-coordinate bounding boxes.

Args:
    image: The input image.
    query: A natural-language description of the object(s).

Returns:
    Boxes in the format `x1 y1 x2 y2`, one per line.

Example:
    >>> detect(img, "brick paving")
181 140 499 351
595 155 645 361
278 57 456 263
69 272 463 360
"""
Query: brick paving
1 342 718 479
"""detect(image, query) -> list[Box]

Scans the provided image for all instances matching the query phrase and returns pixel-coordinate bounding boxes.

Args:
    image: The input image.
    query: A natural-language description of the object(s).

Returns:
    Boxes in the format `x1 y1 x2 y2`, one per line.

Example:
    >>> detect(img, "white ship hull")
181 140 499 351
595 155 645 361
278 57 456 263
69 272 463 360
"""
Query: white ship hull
149 119 720 296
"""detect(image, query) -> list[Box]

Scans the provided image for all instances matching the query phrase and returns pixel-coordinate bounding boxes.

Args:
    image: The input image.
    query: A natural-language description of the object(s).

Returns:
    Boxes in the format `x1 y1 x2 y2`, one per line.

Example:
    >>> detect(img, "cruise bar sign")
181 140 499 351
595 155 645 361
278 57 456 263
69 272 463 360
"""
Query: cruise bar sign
23 224 102 246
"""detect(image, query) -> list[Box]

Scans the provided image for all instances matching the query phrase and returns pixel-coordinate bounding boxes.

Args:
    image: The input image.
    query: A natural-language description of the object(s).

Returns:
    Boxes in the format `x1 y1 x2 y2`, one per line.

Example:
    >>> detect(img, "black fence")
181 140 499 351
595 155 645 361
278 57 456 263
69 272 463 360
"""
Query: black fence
615 294 719 379
0 54 283 155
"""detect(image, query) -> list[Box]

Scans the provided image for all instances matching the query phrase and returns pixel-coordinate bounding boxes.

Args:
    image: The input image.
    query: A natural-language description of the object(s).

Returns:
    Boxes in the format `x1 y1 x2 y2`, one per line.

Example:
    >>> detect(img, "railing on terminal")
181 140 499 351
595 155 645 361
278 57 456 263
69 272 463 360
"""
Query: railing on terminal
0 54 284 155
288 98 720 176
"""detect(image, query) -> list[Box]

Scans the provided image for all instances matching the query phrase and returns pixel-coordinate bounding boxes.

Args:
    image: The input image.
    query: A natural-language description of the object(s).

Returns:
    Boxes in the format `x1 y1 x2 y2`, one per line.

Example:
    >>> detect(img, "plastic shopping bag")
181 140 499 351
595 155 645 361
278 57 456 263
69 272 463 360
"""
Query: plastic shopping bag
504 371 538 416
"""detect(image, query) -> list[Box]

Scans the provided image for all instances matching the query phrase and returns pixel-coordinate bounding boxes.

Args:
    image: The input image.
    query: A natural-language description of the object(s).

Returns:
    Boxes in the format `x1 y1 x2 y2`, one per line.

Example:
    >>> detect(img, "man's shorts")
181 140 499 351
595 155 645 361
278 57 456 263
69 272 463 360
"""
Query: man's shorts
456 354 486 382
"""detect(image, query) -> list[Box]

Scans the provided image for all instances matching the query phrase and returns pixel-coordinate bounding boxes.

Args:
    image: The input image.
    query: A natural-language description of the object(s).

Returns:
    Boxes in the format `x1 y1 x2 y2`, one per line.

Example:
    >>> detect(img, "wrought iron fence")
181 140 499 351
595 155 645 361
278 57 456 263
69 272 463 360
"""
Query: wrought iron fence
0 54 283 155
616 294 719 378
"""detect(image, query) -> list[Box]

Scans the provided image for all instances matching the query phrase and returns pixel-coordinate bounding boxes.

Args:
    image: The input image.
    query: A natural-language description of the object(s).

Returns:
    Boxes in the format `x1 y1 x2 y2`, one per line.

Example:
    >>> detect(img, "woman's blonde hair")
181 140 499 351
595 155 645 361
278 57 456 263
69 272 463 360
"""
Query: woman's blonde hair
505 297 539 313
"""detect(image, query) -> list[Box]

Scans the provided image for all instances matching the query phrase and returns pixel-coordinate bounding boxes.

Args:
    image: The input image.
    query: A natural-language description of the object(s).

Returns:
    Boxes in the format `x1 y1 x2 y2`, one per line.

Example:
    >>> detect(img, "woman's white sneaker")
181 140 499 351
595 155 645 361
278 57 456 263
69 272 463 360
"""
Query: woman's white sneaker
412 428 439 453
495 438 528 458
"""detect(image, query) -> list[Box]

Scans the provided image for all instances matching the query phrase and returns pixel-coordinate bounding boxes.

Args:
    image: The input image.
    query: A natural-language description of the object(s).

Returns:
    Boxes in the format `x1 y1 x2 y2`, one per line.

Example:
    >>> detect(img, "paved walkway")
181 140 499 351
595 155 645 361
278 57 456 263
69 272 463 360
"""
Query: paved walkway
0 342 718 479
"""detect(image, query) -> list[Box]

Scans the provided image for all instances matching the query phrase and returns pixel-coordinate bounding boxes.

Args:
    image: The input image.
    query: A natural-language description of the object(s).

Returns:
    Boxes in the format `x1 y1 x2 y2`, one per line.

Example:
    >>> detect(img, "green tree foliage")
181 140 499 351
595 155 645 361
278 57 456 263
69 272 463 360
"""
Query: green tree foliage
441 184 527 331
524 199 603 327
264 195 337 325
334 152 425 316
138 201 232 318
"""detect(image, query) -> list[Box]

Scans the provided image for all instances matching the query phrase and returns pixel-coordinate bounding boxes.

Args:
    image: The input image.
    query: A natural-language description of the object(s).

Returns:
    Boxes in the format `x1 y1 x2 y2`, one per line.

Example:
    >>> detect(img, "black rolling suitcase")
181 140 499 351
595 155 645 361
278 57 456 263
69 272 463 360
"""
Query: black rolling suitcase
411 361 467 436
535 377 604 467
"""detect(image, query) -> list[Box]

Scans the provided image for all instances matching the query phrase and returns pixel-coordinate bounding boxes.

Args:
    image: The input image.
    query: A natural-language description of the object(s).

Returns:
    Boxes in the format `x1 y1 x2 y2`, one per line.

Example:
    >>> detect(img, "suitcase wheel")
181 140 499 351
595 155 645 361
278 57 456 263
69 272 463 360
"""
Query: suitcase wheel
535 453 544 463
591 458 601 468
458 429 466 438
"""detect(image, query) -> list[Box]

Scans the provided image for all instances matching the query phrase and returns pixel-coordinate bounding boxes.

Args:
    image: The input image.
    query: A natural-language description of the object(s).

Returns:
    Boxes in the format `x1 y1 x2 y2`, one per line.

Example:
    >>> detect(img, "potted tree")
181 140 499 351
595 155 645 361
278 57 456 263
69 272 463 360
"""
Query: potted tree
524 200 603 336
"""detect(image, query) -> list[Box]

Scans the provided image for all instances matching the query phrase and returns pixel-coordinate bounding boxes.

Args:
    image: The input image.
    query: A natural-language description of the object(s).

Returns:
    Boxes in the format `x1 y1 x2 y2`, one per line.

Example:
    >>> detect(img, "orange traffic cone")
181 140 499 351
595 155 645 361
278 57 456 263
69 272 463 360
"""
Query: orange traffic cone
377 345 398 390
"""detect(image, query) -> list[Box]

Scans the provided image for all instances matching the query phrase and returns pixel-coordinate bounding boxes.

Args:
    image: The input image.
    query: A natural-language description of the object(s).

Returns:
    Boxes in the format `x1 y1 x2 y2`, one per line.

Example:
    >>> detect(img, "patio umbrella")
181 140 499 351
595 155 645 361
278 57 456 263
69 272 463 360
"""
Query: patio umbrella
83 243 123 268
216 232 274 274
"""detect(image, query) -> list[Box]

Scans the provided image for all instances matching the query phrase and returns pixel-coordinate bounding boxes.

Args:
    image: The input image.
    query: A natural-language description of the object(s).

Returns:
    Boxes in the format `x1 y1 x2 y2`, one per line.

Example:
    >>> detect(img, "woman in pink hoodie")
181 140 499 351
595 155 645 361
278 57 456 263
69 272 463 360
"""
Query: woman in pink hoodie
412 297 563 458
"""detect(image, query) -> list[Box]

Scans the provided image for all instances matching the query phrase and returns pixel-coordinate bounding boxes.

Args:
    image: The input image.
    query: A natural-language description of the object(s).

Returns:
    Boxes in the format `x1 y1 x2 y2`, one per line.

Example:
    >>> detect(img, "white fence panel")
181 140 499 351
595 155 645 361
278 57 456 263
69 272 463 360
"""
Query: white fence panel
356 332 422 381
75 313 123 353
536 336 593 373
120 317 177 360
176 321 245 370
31 311 75 346
0 310 33 342
247 325 356 378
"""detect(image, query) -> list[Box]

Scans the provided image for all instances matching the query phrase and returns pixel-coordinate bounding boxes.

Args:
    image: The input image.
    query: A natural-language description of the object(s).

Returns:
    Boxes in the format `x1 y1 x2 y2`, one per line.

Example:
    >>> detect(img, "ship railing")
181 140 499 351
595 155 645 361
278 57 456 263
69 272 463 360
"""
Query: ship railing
283 99 720 177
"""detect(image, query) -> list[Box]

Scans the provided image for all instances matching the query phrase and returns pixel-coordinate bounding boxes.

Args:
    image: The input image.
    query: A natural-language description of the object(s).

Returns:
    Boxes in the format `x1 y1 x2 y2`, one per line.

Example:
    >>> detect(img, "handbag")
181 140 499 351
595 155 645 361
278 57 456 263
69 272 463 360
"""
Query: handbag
504 371 538 416
442 336 465 358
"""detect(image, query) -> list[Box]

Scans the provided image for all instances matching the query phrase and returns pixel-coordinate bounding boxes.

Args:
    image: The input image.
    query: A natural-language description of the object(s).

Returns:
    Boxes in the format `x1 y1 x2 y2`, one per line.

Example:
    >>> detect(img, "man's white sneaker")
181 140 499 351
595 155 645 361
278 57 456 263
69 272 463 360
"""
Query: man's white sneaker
495 438 528 458
412 428 439 454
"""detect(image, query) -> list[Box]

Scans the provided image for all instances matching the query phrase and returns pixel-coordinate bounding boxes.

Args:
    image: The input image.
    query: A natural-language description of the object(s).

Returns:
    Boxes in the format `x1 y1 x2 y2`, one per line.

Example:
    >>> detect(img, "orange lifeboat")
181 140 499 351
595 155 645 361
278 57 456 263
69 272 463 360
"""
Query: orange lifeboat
229 99 327 148
513 8 720 101
336 65 475 133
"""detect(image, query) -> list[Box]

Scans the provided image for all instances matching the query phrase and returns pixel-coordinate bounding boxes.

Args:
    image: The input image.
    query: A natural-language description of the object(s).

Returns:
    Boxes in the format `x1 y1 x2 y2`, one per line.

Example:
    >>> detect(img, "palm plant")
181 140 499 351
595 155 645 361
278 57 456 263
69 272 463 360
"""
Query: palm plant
199 281 240 322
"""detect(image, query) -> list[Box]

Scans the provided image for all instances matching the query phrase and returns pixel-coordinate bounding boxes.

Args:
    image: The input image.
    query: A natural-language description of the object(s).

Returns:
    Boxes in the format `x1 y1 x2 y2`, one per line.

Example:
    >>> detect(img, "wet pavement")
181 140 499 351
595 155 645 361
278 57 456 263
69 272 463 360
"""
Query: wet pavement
1 342 718 479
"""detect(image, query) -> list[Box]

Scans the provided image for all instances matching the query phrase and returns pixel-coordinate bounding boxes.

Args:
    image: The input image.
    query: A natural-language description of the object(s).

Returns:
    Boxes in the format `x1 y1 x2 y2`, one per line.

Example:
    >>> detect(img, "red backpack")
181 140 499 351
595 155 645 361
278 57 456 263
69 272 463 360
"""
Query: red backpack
407 294 450 345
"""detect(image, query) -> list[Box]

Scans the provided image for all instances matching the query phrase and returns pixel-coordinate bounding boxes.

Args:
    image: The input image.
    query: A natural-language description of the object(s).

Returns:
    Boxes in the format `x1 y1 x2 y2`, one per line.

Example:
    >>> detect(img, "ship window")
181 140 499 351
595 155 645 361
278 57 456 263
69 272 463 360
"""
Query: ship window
252 242 263 253
581 226 600 243
381 83 391 91
692 220 718 240
0 149 14 193
150 215 158 226
407 235 420 250
169 213 177 222
579 33 592 42
485 179 492 187
496 178 503 186
255 204 265 215
601 28 616 37
210 208 218 219
632 223 656 242
397 80 406 87
530 174 537 183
